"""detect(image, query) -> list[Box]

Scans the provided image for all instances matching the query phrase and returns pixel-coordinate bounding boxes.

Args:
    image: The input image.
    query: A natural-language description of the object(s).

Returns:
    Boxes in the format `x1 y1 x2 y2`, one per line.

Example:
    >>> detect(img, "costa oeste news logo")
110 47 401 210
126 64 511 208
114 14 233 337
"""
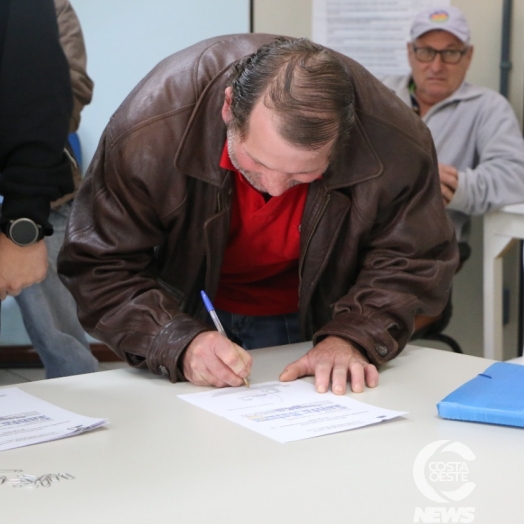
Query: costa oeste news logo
413 440 476 523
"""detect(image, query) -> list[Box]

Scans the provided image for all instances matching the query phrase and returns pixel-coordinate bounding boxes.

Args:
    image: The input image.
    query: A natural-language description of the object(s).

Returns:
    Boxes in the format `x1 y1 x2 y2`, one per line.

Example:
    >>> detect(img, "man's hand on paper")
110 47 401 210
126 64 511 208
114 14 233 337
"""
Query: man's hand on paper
279 335 379 395
182 331 252 388
438 163 459 206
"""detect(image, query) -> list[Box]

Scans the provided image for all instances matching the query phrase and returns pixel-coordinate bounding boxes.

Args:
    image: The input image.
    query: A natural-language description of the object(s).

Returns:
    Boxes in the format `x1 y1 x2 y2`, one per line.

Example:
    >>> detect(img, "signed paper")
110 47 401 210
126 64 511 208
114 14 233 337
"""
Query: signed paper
0 388 108 452
178 380 407 443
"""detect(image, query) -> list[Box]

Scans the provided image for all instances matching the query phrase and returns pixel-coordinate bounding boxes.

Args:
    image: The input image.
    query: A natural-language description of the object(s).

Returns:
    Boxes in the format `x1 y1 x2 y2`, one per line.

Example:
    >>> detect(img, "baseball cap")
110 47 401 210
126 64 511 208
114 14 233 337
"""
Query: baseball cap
410 6 470 43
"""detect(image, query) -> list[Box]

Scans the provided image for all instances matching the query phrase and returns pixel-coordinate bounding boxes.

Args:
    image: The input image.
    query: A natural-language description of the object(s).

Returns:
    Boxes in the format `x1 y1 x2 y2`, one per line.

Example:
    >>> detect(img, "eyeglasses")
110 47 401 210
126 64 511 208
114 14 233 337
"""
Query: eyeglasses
412 46 468 65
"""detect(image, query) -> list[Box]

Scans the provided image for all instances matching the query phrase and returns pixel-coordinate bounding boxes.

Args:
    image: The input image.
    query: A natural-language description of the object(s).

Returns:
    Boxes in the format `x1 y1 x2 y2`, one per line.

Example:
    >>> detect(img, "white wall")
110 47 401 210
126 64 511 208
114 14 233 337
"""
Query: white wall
74 0 250 171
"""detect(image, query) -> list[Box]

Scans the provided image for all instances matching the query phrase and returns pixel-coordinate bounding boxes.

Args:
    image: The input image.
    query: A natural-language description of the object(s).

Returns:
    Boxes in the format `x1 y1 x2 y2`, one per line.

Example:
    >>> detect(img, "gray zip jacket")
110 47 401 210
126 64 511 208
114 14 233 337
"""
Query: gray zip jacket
381 75 524 242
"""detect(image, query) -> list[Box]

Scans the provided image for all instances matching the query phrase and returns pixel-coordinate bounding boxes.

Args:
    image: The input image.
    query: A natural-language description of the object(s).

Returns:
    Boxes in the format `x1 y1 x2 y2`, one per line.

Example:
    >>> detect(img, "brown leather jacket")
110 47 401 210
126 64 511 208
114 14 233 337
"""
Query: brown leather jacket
58 34 458 381
52 0 94 208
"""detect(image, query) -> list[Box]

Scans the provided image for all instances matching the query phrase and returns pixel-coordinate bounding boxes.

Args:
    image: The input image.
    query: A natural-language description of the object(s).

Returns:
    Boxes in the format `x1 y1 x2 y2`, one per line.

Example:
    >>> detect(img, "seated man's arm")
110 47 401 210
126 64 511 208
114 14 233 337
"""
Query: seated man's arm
446 93 524 215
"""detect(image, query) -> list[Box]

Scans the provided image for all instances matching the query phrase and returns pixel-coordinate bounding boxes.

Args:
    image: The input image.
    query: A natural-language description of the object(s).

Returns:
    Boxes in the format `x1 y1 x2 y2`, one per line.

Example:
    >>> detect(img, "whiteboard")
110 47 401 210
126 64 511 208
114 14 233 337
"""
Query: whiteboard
73 0 250 171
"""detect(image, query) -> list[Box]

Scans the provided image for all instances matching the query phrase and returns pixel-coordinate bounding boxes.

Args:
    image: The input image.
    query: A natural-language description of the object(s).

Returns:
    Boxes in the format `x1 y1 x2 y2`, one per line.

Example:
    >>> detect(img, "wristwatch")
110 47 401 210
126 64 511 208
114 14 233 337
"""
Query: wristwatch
1 218 44 246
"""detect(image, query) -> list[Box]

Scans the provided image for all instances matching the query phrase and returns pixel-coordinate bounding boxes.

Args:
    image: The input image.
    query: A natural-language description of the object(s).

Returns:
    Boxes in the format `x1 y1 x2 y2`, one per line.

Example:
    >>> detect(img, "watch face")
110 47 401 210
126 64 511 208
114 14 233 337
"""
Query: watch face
10 218 41 246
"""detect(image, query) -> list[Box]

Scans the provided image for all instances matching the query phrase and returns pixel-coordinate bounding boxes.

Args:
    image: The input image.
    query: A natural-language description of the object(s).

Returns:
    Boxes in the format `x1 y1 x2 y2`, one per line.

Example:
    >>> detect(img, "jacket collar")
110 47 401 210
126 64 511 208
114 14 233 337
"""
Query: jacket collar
174 74 383 191
394 76 483 119
423 81 483 119
173 69 230 188
326 111 383 190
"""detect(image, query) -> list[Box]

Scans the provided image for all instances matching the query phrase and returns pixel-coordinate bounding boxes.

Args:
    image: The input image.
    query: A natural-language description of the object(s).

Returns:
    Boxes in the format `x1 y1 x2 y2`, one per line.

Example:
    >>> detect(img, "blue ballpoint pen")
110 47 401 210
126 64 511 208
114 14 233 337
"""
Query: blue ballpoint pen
200 290 250 387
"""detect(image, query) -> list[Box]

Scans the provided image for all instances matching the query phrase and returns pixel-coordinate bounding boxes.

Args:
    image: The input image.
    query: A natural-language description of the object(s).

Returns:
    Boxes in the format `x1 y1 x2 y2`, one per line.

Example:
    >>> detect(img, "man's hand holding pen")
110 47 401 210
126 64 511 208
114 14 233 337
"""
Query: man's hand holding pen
182 331 252 388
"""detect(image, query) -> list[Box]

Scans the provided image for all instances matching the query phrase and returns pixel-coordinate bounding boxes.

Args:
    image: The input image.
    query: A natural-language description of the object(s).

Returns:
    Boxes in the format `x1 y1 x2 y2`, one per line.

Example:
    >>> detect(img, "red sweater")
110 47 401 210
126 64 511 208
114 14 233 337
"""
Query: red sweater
214 144 307 316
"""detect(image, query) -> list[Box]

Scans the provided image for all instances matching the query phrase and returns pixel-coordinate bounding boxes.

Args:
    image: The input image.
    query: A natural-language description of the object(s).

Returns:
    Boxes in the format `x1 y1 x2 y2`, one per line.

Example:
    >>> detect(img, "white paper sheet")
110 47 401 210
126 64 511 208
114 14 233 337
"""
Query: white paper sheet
312 0 450 76
0 388 108 452
178 380 407 443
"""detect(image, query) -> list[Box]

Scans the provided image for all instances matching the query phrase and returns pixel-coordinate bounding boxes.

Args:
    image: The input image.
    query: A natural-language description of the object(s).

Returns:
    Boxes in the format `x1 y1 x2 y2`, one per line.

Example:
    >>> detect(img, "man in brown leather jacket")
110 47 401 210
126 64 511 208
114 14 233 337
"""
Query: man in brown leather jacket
58 35 458 394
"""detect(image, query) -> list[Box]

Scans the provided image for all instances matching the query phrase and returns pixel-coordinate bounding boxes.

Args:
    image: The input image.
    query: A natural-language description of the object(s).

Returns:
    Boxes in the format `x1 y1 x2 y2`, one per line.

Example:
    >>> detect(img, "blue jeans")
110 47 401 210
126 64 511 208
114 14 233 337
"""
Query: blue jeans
14 203 98 378
214 309 302 350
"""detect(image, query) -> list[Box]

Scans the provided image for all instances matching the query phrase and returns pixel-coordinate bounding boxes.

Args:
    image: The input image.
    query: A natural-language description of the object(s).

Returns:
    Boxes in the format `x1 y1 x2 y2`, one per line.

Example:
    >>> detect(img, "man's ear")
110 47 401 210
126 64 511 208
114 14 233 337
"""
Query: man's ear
222 86 233 125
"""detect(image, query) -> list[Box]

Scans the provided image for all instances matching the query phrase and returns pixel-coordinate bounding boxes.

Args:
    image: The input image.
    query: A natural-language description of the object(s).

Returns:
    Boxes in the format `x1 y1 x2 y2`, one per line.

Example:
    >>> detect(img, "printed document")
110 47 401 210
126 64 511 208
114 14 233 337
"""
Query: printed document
179 380 406 443
0 388 108 452
312 0 450 76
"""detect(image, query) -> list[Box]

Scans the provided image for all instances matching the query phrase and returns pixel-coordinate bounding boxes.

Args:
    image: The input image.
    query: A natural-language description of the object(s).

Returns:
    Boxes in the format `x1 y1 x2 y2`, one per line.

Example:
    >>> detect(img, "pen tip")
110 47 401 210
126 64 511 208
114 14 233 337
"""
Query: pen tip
200 290 214 312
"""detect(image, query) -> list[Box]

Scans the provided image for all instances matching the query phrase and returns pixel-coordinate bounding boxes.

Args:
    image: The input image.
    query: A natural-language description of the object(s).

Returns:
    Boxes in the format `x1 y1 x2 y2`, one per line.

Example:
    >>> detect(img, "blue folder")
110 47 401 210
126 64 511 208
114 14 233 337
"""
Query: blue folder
437 362 524 428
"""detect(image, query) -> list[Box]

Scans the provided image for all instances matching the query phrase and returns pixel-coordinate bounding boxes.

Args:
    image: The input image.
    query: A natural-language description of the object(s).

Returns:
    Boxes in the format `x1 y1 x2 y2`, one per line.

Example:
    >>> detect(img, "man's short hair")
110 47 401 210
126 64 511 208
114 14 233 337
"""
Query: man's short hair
227 37 355 151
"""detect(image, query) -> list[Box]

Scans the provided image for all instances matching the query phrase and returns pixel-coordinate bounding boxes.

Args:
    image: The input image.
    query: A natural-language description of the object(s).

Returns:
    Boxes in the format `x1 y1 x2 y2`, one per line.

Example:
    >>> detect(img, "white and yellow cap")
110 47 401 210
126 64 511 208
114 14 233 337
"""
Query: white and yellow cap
410 6 470 44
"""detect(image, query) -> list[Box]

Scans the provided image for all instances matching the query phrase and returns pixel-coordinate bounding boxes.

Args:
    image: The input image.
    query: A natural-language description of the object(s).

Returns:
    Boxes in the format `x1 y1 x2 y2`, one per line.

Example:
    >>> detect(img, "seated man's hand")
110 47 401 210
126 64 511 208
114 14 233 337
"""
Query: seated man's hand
279 335 378 395
438 163 459 206
182 331 252 388
0 234 48 300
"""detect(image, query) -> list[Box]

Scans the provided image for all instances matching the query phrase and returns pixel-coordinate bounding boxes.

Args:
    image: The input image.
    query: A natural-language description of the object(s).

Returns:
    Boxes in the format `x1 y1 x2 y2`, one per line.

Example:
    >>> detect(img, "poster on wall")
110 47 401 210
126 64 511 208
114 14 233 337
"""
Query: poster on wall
312 0 450 77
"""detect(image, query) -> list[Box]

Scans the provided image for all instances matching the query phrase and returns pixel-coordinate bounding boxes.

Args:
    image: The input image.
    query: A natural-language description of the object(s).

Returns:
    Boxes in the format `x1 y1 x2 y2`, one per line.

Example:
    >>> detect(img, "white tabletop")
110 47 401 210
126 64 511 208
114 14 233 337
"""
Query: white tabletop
1 343 522 523
497 202 524 215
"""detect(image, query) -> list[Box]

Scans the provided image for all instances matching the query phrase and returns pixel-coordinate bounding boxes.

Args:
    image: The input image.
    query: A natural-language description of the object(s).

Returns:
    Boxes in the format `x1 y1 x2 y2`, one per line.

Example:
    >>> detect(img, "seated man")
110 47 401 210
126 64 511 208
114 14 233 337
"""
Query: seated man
382 6 524 270
58 35 458 394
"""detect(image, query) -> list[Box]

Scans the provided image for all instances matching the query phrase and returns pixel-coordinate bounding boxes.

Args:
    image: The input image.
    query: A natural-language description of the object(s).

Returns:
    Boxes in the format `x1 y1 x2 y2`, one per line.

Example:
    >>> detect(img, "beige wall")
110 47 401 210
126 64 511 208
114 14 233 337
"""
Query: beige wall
253 0 312 38
254 0 524 359
454 0 523 125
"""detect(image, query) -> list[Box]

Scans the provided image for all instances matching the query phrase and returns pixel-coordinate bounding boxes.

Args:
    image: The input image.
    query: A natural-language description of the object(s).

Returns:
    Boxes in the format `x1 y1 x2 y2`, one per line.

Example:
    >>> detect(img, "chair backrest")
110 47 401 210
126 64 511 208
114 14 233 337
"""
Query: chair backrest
67 132 82 172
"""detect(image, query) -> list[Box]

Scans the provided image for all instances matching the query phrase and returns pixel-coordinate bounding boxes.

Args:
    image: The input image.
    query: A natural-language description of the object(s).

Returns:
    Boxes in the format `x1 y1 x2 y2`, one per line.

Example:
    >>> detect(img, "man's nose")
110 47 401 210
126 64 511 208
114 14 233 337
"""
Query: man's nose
262 172 293 197
429 53 445 71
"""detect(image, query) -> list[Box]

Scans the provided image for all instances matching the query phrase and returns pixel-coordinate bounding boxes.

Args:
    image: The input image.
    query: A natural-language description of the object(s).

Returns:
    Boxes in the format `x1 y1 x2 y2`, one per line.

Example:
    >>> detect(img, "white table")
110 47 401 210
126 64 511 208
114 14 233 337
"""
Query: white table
483 203 524 360
1 343 523 523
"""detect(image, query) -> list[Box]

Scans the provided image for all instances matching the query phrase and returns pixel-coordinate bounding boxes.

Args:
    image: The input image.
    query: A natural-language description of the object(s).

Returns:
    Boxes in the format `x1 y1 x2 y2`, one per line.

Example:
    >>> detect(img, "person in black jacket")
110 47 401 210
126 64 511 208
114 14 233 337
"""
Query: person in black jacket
10 0 99 378
0 0 73 300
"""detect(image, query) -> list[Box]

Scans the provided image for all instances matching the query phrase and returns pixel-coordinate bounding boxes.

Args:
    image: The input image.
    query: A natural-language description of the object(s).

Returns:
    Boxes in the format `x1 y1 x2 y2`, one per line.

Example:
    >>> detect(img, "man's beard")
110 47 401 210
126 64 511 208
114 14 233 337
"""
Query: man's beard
226 127 268 193
226 126 302 195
